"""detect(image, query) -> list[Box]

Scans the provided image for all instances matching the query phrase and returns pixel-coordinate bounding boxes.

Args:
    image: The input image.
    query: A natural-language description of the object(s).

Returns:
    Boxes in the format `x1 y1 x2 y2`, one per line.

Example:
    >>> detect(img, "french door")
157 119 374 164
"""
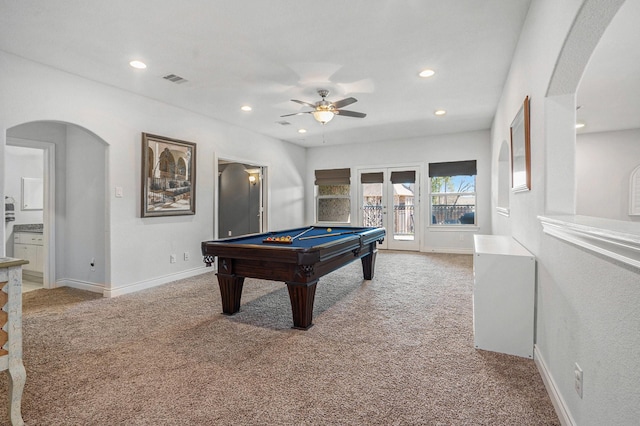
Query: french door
358 167 420 251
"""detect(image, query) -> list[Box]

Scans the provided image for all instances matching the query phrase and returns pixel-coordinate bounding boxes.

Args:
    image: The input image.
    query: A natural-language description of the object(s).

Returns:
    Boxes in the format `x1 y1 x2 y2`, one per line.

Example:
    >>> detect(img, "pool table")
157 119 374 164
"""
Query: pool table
201 226 385 329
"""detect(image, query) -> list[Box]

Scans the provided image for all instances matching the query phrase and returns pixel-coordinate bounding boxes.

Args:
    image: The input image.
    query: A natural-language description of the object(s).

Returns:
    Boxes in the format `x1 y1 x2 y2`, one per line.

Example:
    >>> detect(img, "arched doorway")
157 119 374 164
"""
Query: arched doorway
544 0 627 214
4 121 109 293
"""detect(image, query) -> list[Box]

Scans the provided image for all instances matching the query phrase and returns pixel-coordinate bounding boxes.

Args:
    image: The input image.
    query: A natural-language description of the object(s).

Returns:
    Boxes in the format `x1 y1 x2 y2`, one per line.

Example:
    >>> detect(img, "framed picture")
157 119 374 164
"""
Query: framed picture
141 133 196 217
510 96 531 192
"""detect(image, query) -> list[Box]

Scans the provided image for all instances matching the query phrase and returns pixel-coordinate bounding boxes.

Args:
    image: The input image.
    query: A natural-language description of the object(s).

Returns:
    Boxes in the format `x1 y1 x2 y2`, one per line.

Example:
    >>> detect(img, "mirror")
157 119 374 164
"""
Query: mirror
510 96 531 192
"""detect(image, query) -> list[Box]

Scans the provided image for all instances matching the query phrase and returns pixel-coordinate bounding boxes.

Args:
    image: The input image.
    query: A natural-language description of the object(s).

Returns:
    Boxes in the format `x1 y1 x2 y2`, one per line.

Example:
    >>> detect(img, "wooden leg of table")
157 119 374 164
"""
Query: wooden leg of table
286 280 318 330
216 273 245 315
7 361 26 426
361 250 377 280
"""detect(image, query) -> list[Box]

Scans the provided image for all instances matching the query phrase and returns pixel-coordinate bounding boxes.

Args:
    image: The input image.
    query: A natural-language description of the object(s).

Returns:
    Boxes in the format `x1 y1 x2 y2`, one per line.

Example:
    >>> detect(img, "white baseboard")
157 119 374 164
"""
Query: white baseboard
104 266 212 297
55 278 105 294
534 344 575 426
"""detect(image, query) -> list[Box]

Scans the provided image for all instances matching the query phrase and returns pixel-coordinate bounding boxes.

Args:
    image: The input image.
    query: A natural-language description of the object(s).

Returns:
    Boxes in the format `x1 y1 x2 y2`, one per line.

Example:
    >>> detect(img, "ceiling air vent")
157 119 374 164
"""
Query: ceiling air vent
163 74 188 84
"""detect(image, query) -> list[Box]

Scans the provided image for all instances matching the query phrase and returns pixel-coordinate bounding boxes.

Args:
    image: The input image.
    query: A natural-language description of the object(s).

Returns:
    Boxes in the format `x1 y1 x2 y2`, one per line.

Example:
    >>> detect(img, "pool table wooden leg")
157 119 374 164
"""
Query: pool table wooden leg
286 280 318 330
361 249 377 280
216 273 245 315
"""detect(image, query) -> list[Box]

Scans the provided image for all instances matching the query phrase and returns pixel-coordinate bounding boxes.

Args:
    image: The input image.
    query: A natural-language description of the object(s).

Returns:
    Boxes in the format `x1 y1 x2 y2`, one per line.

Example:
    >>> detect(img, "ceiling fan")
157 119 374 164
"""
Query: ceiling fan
281 89 366 124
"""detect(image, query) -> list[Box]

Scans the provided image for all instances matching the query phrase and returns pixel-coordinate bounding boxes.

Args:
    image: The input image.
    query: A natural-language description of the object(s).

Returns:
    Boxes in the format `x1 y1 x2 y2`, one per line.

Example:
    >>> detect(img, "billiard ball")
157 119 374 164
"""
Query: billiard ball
327 228 332 233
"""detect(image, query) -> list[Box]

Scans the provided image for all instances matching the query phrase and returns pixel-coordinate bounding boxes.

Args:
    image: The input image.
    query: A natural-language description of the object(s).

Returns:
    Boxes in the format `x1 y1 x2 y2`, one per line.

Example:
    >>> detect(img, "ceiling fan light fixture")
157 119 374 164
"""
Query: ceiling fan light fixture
312 110 335 124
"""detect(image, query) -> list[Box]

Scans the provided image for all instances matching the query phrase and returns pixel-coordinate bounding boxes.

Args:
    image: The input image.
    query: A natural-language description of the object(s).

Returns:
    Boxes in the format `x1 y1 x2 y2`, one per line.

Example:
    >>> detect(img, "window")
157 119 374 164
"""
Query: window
315 168 351 223
429 160 476 226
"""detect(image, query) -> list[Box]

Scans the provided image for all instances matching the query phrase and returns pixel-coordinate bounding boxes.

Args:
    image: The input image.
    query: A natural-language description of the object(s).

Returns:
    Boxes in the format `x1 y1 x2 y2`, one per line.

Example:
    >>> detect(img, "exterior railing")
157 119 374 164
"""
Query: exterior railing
363 204 475 228
363 205 415 235
363 205 383 228
431 205 474 224
394 205 414 234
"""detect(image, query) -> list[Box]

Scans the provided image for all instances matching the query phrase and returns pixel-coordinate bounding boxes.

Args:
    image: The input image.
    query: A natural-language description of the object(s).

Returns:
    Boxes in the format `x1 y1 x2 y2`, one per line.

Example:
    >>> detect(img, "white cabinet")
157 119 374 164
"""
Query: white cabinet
13 232 44 274
473 235 535 358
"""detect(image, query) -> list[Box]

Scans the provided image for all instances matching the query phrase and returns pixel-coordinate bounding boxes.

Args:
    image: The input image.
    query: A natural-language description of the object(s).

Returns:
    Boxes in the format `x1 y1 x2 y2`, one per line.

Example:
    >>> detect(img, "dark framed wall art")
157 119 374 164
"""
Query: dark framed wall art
141 132 196 217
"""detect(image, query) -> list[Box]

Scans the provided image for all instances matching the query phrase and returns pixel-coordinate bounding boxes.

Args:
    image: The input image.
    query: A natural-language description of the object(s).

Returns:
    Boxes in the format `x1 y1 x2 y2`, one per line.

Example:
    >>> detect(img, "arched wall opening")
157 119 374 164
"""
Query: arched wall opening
544 0 627 215
574 0 640 221
3 120 109 293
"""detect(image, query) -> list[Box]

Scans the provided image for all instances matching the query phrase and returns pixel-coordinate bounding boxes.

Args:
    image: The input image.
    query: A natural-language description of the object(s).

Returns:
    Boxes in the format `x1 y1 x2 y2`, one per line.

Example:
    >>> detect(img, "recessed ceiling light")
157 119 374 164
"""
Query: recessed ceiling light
434 109 447 116
575 122 585 129
298 129 307 134
129 60 147 69
241 105 252 112
419 69 435 78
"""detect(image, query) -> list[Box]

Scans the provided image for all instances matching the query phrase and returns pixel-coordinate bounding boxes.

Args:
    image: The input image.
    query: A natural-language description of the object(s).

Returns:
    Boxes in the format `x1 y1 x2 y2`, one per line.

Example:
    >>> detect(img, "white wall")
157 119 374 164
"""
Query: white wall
0 50 306 296
306 130 491 253
577 128 640 220
3 145 44 256
491 0 640 424
64 125 108 286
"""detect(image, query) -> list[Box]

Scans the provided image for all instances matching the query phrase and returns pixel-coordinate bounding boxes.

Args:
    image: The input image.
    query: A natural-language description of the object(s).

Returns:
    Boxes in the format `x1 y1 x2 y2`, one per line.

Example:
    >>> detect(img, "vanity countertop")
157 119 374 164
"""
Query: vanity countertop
13 224 43 233
0 257 29 268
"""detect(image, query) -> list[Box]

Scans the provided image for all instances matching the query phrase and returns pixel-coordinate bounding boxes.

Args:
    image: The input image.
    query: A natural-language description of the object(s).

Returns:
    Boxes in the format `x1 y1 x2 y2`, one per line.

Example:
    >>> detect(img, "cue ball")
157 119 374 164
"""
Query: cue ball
327 228 332 232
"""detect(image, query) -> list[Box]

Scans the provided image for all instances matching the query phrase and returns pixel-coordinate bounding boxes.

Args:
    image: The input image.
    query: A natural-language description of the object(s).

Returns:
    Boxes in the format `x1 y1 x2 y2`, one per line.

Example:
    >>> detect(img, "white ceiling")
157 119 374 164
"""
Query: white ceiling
0 1 636 147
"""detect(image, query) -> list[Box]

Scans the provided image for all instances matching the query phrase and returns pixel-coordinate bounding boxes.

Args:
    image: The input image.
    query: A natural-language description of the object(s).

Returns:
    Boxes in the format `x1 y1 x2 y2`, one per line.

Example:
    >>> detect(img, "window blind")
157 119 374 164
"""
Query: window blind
360 172 384 184
314 168 351 185
428 160 477 177
390 171 416 184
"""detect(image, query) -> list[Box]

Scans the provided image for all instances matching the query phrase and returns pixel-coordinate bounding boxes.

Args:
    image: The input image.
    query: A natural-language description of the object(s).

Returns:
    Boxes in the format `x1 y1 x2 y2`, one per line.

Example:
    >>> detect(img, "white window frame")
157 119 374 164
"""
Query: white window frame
430 175 477 227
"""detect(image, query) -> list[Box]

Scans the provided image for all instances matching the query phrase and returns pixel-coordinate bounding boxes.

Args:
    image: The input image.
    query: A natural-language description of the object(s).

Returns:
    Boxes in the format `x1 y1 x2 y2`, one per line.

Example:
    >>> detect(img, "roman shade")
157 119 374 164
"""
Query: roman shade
390 171 416 184
314 168 351 185
360 172 384 184
428 160 477 177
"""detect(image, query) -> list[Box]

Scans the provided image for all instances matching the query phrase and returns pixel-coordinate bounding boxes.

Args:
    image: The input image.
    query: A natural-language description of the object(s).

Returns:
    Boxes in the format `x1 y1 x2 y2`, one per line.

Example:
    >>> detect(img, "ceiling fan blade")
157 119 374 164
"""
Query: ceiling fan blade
335 109 366 118
280 111 312 117
291 99 317 108
332 97 357 109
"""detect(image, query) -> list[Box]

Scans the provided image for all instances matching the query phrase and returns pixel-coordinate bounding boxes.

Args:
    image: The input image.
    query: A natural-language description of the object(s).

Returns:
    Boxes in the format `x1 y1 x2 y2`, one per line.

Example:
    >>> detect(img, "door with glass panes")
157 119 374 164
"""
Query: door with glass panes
358 167 420 251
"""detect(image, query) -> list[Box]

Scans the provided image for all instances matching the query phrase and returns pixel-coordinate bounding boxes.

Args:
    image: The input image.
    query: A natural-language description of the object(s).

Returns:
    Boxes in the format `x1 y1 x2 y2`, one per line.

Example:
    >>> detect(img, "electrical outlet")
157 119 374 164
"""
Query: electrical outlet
170 254 177 264
228 230 232 236
574 363 583 398
184 251 190 261
90 257 96 272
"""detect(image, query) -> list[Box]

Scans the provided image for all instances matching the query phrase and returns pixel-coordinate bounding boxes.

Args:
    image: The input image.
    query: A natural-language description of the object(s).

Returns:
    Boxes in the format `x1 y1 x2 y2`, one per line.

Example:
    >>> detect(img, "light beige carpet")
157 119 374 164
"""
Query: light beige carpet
0 251 559 425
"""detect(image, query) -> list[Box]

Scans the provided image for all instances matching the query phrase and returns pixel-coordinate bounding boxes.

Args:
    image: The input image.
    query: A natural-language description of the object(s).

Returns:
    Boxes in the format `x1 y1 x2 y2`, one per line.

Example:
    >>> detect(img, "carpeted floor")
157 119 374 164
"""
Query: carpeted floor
0 251 559 425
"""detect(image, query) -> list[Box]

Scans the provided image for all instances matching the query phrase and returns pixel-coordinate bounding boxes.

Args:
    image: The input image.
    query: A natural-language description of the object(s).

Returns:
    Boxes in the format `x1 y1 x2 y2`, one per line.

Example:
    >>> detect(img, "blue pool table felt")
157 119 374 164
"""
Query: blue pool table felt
229 226 372 248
